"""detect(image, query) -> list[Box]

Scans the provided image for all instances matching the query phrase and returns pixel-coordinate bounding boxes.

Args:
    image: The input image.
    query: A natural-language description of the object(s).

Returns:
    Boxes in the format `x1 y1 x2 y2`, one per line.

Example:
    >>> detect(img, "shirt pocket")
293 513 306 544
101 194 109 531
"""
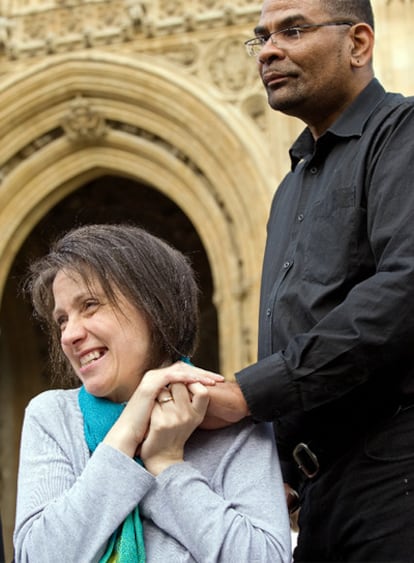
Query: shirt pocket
302 187 367 285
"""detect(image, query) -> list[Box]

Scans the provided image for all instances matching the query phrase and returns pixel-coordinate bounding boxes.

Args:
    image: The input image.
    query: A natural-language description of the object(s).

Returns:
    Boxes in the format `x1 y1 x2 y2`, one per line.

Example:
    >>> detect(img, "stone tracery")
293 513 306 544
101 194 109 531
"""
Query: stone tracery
0 1 414 559
1 0 261 59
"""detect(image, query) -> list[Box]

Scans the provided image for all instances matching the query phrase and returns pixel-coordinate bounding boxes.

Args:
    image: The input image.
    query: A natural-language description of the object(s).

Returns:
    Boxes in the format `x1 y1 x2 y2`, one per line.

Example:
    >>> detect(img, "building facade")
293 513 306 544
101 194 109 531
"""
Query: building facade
0 0 413 558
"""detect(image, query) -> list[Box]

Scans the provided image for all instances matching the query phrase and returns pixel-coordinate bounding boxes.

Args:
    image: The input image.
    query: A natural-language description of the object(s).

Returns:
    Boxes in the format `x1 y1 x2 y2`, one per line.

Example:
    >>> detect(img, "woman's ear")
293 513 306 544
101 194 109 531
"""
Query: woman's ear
349 22 374 68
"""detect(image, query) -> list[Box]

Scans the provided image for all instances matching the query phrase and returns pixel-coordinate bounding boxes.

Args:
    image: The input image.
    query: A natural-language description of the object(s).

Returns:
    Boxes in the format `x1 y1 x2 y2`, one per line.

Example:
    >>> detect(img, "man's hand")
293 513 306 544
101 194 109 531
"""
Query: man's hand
200 381 250 429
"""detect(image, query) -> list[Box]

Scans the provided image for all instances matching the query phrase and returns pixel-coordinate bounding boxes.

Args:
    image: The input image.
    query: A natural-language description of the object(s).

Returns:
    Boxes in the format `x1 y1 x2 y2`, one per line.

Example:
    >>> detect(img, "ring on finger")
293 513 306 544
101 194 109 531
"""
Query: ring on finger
158 394 174 404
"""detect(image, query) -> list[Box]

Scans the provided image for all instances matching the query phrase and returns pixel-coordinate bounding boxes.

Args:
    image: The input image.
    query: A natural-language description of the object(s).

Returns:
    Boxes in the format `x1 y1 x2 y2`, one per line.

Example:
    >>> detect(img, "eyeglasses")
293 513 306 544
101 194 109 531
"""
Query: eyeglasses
244 21 354 57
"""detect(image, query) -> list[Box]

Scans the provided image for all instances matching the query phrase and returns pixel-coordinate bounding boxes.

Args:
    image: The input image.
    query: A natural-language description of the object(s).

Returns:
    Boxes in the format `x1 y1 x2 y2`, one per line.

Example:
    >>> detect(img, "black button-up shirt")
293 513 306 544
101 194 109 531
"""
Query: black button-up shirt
237 79 414 469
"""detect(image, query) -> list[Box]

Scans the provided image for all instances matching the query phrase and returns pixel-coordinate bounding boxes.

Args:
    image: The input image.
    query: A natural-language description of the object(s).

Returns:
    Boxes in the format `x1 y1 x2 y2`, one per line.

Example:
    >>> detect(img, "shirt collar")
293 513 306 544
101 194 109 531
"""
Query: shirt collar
290 78 387 170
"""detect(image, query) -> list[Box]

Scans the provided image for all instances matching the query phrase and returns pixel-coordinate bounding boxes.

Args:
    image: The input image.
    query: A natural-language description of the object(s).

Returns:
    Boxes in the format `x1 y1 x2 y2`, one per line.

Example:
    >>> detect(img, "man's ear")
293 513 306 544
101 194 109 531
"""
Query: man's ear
349 23 374 68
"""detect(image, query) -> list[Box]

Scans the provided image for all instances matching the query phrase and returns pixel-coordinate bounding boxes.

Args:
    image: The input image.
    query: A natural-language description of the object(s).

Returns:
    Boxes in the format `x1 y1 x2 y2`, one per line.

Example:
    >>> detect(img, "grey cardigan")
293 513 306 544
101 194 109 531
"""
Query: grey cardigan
14 388 291 562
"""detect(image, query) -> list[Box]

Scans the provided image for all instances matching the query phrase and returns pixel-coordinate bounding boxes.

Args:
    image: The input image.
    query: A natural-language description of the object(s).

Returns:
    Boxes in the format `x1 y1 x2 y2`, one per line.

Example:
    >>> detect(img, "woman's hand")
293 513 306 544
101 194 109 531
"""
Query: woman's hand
103 362 221 458
140 382 209 475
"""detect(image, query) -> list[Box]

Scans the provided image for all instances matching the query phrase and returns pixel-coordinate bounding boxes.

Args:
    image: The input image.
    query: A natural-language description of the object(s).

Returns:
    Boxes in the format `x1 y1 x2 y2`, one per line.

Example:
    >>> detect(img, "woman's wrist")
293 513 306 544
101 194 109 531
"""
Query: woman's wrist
104 422 140 458
144 455 184 476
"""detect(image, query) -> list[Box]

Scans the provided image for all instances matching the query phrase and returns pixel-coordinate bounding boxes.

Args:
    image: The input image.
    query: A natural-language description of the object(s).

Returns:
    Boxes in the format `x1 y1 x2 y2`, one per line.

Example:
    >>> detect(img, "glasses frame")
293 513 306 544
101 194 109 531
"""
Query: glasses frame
244 21 354 57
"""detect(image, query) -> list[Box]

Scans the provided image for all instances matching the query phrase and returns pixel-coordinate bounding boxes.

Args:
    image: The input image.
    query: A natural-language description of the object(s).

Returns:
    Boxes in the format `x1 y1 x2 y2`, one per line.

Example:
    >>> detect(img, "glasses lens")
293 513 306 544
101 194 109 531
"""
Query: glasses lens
245 40 261 57
245 27 302 57
277 28 301 49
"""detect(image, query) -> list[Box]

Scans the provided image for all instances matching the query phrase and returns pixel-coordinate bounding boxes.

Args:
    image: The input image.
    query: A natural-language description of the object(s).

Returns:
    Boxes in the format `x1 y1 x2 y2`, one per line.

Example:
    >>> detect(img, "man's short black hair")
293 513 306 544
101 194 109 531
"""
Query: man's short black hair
321 0 375 30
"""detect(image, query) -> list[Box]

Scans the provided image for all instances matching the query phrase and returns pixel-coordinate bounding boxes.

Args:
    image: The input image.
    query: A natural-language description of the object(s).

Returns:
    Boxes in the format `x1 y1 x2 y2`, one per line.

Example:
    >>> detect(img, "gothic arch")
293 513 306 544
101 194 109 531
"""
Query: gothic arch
0 51 273 375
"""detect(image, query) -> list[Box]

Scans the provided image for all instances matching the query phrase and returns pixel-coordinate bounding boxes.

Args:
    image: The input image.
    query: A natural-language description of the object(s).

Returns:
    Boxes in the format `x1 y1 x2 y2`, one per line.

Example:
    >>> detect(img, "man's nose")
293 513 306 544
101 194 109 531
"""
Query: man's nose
258 38 285 64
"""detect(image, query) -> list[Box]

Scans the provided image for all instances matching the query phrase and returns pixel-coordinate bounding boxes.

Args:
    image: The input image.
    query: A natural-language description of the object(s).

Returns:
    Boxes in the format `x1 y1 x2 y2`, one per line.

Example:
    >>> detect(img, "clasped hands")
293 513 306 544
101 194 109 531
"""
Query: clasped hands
104 361 248 475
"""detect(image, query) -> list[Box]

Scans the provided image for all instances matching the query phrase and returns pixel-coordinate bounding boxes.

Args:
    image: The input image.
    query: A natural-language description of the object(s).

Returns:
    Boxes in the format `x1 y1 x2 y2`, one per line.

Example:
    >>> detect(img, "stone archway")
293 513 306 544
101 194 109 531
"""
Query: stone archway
0 51 273 552
1 173 221 554
0 50 273 375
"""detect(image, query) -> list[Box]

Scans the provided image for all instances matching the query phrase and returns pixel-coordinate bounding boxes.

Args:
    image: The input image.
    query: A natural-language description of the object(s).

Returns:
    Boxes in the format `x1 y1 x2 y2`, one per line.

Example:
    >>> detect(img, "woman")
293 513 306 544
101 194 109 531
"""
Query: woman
13 224 291 562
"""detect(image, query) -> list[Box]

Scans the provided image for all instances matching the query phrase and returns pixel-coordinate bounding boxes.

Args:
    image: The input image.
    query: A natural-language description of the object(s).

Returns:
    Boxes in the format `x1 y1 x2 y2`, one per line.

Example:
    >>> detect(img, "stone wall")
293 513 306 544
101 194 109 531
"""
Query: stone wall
0 0 413 559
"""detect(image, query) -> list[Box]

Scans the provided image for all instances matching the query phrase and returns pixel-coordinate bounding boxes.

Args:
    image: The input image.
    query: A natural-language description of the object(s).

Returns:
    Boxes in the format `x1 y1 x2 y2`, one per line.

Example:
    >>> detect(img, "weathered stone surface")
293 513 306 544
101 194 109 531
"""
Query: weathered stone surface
0 1 413 558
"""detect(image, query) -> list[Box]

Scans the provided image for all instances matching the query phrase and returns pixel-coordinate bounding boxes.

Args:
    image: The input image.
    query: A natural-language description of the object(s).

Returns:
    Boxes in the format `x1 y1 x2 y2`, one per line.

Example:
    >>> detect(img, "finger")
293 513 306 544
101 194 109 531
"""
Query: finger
187 381 205 396
187 382 210 414
145 363 223 392
176 362 224 384
157 385 174 404
169 382 191 402
137 370 192 402
157 393 174 405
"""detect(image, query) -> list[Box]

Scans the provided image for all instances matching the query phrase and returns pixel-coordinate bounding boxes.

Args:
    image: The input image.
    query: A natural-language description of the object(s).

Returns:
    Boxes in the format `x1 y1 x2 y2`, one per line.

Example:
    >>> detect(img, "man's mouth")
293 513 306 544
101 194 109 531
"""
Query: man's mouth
263 71 289 87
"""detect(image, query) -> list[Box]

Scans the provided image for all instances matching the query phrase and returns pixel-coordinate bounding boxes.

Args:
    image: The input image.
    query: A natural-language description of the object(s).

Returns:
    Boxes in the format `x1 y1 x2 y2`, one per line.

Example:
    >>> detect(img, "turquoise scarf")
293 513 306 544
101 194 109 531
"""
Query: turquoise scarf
78 386 146 563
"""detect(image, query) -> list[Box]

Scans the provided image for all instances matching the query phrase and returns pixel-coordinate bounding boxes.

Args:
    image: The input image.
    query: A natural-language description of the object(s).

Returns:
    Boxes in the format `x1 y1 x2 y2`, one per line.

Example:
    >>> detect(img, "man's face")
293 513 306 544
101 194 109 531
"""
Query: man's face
255 0 355 132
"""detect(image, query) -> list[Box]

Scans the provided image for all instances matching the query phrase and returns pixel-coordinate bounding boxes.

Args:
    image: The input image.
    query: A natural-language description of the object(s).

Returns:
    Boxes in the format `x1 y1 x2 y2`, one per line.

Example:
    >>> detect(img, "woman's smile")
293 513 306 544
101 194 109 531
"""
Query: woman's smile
53 269 153 402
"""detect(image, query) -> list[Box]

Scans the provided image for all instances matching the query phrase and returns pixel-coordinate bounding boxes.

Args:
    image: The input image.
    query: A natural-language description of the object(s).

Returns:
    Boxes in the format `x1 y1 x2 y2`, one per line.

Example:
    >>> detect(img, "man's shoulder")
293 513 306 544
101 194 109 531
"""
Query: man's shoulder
358 80 414 127
363 88 414 137
381 90 414 112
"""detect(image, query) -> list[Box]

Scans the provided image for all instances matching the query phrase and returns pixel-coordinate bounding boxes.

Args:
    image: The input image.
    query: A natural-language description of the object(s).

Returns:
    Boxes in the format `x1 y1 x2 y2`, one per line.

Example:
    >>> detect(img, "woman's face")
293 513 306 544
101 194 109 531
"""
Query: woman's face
52 268 153 403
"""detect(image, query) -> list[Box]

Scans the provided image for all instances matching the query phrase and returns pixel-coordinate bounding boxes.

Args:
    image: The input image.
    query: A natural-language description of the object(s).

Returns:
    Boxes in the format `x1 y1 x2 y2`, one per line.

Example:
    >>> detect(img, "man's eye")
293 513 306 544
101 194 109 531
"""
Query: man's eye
282 27 300 38
255 35 268 45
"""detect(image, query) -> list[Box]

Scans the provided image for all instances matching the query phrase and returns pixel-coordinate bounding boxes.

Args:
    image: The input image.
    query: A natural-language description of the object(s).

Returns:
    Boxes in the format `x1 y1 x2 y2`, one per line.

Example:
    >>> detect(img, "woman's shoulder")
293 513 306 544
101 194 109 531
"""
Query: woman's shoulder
25 387 81 419
21 387 91 474
188 419 276 458
204 418 275 441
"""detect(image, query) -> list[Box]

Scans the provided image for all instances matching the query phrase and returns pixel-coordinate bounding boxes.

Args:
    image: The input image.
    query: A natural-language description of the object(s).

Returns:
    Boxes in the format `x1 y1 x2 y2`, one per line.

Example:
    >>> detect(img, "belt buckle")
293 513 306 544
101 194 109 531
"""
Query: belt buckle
293 442 320 478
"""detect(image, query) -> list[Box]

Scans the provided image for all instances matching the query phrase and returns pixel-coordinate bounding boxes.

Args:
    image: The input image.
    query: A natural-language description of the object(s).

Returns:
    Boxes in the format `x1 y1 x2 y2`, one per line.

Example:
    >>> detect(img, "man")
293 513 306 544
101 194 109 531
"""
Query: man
190 0 414 560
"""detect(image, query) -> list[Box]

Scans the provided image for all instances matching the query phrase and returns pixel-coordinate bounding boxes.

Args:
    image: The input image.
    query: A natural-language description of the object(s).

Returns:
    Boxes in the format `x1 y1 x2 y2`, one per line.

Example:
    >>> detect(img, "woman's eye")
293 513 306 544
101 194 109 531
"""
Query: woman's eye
84 299 100 312
56 316 67 330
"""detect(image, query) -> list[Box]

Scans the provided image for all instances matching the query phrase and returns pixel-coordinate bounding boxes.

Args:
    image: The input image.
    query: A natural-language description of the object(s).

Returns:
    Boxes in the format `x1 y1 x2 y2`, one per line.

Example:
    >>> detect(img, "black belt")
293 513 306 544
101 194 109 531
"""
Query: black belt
293 438 358 480
293 442 320 479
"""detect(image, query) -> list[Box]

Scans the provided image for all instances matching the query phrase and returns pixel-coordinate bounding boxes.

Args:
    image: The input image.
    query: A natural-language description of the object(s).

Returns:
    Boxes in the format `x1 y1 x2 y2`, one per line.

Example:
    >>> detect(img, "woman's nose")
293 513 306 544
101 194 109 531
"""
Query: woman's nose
60 316 87 347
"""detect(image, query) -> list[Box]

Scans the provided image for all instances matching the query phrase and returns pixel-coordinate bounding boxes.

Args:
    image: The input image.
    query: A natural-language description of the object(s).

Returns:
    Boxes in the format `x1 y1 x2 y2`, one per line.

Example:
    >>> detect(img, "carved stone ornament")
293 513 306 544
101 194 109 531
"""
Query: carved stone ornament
241 93 268 131
0 17 14 48
62 96 108 143
203 36 258 96
0 0 262 59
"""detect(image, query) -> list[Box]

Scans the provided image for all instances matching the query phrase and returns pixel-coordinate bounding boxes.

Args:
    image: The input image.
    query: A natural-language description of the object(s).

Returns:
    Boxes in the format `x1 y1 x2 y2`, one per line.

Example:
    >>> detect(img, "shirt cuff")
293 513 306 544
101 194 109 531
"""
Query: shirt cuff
235 353 299 422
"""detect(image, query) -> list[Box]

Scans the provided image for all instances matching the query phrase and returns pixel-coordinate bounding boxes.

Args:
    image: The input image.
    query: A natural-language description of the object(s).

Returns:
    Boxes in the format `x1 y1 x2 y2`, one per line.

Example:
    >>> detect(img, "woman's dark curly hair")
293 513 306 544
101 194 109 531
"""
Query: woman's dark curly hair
24 224 199 386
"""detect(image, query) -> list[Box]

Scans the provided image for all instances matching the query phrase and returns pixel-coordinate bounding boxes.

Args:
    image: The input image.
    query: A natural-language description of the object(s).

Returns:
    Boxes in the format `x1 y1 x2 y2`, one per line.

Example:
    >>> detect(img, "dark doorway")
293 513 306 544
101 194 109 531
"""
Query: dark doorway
4 174 219 379
0 175 219 558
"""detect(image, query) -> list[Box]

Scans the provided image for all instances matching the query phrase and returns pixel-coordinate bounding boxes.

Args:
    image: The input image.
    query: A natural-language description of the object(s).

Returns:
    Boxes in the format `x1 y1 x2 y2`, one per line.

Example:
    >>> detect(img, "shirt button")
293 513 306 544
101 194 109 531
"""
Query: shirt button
266 308 272 317
297 213 304 222
310 167 318 174
283 261 290 269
